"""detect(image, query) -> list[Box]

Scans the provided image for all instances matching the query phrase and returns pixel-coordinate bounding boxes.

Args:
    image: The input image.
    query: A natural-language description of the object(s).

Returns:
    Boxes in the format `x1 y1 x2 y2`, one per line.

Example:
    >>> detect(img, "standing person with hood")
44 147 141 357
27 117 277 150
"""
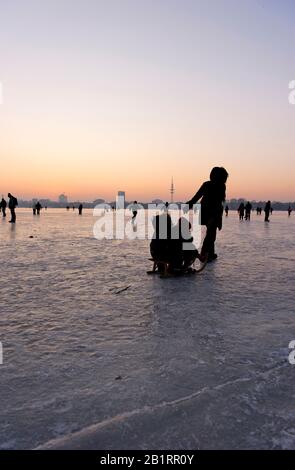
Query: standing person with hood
245 201 252 221
8 193 18 223
186 166 229 262
0 197 7 217
238 202 245 221
35 201 42 215
264 200 271 222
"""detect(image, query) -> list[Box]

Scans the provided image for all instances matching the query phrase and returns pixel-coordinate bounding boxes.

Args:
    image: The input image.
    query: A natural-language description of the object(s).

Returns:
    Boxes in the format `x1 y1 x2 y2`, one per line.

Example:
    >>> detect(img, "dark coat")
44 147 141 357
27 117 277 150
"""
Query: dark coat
187 181 226 228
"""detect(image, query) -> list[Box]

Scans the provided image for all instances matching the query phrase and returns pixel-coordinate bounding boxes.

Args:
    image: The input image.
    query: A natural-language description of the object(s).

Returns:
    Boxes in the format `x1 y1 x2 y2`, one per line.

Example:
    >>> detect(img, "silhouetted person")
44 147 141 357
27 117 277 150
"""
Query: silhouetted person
35 201 42 215
264 201 271 222
288 205 292 217
171 217 199 270
66 206 70 211
131 201 138 221
150 213 172 272
187 166 229 262
33 206 36 215
0 197 7 217
78 204 83 215
245 202 252 220
8 193 18 223
225 205 229 216
238 202 245 221
72 206 75 211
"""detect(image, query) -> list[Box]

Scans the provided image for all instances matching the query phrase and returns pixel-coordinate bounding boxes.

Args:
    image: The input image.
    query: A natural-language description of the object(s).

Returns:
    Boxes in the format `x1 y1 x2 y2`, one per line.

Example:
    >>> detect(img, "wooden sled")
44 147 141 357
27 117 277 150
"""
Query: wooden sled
147 255 208 278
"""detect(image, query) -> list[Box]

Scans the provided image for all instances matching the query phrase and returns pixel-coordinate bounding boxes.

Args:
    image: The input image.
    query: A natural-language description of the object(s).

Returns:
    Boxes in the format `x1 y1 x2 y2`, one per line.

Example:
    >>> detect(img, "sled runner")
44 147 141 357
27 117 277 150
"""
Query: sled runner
147 254 208 278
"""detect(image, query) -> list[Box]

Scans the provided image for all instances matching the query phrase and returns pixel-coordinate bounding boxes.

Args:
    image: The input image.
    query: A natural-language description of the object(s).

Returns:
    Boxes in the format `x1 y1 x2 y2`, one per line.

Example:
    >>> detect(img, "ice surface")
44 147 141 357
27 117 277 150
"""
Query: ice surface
0 209 295 449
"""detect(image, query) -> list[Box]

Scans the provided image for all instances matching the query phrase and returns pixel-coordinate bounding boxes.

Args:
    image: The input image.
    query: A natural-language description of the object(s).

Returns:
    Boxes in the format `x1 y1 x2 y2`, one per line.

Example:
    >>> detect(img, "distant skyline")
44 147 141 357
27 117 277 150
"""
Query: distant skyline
14 194 295 205
1 0 295 201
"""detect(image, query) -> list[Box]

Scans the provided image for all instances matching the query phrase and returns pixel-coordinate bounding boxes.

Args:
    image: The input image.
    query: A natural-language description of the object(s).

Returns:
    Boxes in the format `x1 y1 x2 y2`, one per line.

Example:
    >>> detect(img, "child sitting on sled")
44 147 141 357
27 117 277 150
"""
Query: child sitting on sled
149 214 199 274
150 213 172 273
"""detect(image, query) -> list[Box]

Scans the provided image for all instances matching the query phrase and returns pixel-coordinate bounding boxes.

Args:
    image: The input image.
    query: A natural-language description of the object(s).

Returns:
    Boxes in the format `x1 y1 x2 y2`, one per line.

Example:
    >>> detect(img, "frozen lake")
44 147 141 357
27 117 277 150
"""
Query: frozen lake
0 209 295 450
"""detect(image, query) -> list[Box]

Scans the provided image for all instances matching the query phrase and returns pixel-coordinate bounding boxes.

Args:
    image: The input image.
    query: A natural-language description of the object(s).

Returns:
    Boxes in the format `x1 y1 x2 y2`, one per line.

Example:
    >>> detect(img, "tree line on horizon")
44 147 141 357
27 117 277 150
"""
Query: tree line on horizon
12 198 295 211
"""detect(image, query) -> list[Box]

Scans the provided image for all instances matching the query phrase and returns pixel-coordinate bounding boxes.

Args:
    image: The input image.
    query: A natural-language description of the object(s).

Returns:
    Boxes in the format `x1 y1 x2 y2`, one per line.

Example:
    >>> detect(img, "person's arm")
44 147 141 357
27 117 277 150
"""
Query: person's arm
186 183 206 209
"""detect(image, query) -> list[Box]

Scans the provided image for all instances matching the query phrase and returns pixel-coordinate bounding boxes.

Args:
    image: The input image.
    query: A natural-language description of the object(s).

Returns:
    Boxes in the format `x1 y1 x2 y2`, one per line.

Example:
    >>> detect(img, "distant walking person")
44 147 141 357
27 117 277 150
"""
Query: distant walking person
264 201 271 222
0 197 7 217
238 202 245 221
245 202 252 221
288 205 292 217
8 193 18 223
186 166 229 262
35 201 42 215
130 201 138 221
225 205 229 216
78 203 83 215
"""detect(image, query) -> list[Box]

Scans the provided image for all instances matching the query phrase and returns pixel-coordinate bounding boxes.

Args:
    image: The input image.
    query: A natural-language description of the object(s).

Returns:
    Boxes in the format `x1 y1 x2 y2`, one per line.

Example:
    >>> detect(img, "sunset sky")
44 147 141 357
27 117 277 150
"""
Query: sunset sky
0 0 295 202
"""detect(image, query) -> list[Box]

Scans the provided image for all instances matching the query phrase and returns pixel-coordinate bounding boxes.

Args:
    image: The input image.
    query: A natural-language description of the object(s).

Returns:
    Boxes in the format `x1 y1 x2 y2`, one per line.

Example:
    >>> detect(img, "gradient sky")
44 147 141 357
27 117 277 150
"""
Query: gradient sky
0 0 295 202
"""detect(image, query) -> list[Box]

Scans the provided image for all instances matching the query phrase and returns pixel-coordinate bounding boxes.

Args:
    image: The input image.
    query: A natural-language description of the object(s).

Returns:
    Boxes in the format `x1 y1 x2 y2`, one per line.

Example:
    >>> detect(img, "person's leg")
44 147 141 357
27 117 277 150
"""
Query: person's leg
201 220 217 259
11 208 16 223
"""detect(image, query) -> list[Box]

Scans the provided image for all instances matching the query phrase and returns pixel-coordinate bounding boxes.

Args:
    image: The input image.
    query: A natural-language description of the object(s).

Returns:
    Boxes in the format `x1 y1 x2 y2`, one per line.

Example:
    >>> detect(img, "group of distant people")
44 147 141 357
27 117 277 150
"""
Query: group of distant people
32 201 42 215
0 193 18 223
66 204 83 214
237 201 272 222
0 195 86 223
237 202 254 221
237 201 282 222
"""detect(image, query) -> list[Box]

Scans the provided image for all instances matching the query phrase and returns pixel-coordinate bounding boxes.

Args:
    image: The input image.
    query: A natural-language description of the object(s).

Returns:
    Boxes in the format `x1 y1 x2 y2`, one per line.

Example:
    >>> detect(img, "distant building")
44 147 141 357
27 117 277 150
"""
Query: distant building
116 191 125 209
58 193 68 204
170 177 175 203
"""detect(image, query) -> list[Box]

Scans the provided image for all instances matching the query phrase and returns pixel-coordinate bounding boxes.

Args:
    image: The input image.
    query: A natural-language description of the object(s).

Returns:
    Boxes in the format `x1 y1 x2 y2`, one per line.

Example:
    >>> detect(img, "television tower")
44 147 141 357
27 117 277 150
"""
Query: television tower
170 177 175 203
